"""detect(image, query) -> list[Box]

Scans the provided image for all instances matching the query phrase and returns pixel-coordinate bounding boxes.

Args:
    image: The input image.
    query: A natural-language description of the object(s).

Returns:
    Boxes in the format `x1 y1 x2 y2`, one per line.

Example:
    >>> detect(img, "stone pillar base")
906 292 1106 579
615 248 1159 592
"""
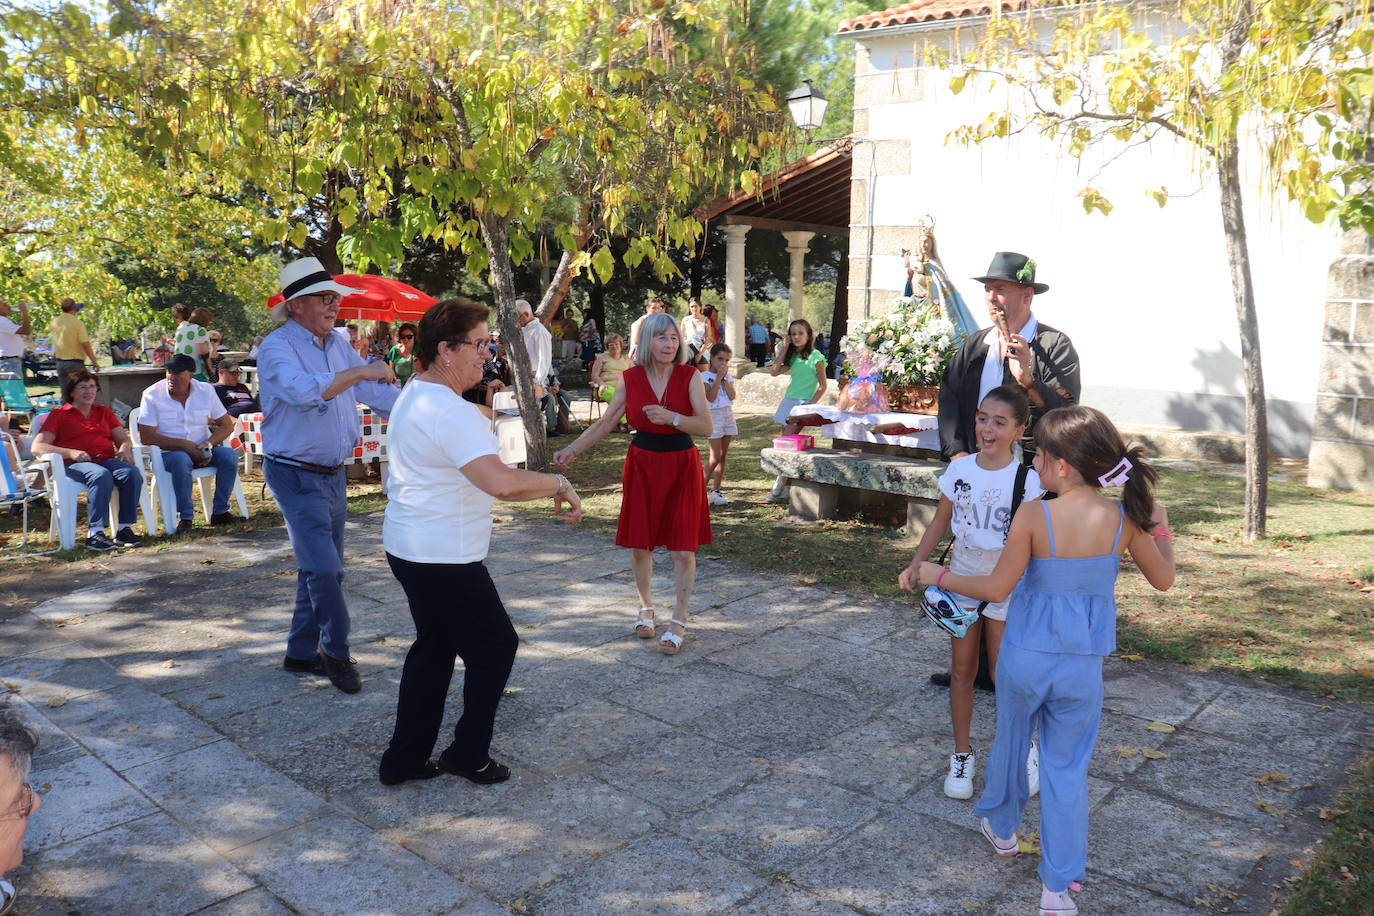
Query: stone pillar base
906 497 940 537
1308 440 1374 491
788 480 840 521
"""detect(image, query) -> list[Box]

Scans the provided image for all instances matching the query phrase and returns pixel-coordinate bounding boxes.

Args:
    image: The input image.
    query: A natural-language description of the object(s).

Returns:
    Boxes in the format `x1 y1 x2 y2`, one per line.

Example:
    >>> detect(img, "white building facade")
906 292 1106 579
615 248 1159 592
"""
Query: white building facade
838 3 1345 457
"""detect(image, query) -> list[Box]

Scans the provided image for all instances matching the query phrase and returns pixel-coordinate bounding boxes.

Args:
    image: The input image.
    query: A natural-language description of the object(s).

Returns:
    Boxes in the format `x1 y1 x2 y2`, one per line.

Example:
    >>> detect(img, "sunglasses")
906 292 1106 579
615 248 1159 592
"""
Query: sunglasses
399 334 414 340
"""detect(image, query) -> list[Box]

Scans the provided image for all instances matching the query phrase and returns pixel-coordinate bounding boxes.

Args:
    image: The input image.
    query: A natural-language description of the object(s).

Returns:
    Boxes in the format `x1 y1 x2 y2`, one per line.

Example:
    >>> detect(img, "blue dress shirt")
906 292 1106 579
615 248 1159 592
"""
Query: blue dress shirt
258 319 399 466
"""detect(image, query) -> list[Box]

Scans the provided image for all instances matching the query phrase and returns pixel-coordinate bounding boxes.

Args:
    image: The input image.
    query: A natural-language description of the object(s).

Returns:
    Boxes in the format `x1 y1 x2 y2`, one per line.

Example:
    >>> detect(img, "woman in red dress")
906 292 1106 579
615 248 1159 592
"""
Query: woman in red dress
554 312 713 654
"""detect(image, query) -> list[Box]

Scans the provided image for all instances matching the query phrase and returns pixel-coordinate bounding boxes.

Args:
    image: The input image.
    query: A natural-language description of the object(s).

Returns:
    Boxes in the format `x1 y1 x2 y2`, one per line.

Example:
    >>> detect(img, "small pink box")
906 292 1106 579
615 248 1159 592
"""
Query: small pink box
773 434 814 452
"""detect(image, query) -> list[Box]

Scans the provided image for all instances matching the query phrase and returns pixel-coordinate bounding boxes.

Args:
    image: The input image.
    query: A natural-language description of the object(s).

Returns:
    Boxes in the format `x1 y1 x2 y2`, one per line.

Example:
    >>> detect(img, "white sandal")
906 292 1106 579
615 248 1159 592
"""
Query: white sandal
634 608 656 638
658 619 687 655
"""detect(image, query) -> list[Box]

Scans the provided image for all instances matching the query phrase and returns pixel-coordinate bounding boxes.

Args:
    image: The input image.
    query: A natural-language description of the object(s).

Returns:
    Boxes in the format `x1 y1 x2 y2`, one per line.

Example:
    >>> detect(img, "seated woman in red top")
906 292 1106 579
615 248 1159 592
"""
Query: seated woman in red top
30 369 144 551
554 313 713 655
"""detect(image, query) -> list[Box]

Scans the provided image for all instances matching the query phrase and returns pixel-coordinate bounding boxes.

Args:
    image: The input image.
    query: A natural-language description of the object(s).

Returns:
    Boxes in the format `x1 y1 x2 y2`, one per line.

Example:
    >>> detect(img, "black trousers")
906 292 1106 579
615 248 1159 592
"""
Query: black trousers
381 554 519 778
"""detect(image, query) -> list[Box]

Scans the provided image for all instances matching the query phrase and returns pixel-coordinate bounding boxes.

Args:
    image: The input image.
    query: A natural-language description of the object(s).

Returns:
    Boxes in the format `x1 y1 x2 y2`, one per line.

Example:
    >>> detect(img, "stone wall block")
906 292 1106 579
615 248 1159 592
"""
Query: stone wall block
1355 398 1374 442
1318 346 1374 395
851 108 869 137
847 255 870 287
1341 227 1374 256
849 179 868 227
870 226 920 258
1313 395 1354 439
854 72 923 108
1308 440 1374 490
1323 301 1351 342
1327 256 1374 299
874 139 912 177
1355 302 1374 343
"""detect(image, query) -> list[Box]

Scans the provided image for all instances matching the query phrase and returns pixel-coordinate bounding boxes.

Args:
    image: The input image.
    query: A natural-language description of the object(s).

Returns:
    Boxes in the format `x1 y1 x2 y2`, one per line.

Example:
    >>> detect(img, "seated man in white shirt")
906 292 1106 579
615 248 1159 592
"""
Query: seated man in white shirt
137 353 241 533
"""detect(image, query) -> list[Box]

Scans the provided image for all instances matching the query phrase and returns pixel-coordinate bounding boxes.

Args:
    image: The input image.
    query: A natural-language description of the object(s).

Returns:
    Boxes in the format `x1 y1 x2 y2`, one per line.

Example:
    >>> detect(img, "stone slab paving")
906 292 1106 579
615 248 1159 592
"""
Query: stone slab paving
0 512 1370 915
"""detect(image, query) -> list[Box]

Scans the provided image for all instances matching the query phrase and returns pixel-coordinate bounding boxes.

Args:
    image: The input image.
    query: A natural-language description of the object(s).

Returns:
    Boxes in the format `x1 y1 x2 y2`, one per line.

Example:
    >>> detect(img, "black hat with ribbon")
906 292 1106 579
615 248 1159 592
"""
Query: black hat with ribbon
972 251 1049 294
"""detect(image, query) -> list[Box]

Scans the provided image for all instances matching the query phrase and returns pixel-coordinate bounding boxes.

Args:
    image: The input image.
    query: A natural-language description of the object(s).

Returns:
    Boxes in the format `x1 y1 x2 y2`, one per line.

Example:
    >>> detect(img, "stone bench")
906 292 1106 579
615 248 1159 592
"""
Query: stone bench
760 446 946 535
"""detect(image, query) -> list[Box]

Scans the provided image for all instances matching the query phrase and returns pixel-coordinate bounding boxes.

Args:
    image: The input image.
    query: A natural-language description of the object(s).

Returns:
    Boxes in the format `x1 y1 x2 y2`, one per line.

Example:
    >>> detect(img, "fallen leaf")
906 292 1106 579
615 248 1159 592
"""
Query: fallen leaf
161 660 177 668
207 693 225 700
1118 654 1144 661
200 557 215 565
223 560 255 568
1141 748 1169 760
1147 721 1177 733
1017 831 1041 854
47 696 67 707
1317 807 1337 820
1255 799 1284 817
1325 610 1341 619
1114 745 1139 758
1208 840 1225 847
1254 771 1290 787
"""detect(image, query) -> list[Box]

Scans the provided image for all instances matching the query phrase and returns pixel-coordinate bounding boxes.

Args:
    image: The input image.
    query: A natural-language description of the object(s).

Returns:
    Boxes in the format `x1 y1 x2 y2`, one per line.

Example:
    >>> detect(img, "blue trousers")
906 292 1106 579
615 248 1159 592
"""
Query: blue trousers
263 460 350 661
974 644 1103 893
64 459 143 532
161 446 238 520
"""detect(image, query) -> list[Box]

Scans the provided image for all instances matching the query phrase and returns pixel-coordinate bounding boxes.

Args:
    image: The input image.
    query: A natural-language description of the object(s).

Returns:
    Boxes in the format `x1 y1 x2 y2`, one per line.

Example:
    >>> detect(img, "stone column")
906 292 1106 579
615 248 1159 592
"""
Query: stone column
1308 227 1374 491
722 224 751 374
782 230 816 322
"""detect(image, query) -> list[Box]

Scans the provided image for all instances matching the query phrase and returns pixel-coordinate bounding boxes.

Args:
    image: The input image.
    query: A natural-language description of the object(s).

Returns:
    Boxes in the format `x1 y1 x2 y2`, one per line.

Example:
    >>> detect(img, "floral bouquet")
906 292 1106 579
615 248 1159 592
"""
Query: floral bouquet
839 296 962 390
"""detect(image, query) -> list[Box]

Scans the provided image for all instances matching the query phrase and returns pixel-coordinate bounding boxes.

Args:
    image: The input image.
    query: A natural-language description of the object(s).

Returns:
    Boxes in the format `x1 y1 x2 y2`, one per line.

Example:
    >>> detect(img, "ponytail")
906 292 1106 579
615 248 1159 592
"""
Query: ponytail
1119 443 1158 532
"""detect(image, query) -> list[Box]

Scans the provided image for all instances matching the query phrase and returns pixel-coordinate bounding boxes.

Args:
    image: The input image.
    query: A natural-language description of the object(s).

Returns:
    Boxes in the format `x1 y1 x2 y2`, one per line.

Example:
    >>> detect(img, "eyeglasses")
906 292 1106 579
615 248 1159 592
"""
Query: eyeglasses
398 334 414 340
0 783 35 820
450 338 487 351
304 292 341 305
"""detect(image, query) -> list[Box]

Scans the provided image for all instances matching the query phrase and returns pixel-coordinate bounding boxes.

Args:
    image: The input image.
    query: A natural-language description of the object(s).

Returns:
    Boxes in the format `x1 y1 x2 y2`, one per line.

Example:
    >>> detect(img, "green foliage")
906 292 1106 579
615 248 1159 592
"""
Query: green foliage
942 0 1374 231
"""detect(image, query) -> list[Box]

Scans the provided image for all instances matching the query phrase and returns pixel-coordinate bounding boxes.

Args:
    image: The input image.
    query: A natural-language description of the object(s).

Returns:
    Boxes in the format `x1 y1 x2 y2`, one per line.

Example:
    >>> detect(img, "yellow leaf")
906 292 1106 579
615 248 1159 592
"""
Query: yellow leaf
1147 721 1176 733
1141 748 1169 760
1118 654 1144 661
47 696 68 708
1114 745 1139 758
1017 831 1041 854
1255 799 1284 817
1208 840 1225 847
160 660 176 669
1254 771 1290 787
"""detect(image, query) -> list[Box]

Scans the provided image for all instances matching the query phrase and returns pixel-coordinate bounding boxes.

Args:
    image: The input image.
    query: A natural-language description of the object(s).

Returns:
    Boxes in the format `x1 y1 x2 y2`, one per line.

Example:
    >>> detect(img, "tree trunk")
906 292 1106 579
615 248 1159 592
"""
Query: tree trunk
478 212 550 471
1217 139 1268 540
536 247 577 322
827 249 849 378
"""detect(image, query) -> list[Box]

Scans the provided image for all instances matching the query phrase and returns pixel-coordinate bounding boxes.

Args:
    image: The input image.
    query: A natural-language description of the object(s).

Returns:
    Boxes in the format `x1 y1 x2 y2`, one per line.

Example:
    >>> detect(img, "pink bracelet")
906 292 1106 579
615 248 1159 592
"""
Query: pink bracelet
935 568 949 589
1150 527 1173 540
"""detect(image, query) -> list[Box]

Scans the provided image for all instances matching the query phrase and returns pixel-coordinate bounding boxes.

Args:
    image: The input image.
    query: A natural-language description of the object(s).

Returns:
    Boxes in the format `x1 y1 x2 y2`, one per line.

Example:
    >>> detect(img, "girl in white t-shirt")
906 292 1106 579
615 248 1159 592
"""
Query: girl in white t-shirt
700 343 737 506
899 385 1043 801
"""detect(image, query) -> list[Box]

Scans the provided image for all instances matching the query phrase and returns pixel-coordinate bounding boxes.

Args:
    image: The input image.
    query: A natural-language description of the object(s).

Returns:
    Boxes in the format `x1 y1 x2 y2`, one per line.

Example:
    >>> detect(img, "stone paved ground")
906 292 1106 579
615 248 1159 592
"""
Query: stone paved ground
1 512 1370 915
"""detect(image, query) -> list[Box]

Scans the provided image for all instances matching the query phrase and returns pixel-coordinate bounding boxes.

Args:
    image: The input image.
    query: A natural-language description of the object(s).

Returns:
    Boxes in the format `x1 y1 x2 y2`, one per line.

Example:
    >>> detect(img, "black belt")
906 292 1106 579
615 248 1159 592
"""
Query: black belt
629 430 692 452
266 455 343 475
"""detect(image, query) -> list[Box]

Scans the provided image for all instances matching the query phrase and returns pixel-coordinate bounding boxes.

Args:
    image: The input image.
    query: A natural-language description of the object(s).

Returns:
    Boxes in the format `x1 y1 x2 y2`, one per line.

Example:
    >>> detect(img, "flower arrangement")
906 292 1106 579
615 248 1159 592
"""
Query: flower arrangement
839 296 962 389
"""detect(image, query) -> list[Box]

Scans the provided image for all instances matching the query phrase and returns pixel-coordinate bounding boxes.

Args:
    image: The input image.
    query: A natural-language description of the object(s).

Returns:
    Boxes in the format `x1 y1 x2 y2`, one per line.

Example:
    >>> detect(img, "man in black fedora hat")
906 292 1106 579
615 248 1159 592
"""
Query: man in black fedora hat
937 251 1080 462
929 252 1081 701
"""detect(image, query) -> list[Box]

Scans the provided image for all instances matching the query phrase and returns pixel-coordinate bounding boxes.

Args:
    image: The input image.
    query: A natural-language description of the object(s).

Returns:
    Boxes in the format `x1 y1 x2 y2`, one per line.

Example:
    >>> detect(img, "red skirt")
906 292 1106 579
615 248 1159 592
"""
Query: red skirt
616 444 712 551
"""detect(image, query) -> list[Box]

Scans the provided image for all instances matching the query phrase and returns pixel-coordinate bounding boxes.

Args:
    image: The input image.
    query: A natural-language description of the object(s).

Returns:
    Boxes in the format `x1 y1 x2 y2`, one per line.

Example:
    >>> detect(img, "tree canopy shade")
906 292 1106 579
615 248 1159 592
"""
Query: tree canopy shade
937 0 1373 540
2 0 786 467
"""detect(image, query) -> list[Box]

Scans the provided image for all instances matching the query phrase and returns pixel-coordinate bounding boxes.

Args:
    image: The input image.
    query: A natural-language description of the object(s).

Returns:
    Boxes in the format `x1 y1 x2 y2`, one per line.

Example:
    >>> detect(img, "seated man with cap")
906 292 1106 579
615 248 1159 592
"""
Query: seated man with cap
137 353 242 532
212 359 261 417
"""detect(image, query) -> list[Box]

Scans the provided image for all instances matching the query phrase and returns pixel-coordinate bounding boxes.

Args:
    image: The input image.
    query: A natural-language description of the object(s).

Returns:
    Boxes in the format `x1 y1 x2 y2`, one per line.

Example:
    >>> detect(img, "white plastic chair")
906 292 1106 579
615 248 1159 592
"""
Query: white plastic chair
0 435 57 559
129 406 250 532
489 390 526 466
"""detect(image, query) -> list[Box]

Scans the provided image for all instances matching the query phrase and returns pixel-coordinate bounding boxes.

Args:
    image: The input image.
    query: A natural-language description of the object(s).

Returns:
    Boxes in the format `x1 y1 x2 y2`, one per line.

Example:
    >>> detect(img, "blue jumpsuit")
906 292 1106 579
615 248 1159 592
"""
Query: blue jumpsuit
974 501 1124 893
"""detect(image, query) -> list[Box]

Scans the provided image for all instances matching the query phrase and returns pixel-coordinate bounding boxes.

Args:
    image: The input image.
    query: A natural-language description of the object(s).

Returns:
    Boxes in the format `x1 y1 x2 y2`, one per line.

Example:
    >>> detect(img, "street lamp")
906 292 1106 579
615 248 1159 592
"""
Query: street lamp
787 79 829 132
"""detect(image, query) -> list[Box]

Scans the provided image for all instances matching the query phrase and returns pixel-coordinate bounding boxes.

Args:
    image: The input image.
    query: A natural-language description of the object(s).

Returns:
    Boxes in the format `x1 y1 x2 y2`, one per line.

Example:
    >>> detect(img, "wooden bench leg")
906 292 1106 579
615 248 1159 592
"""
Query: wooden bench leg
788 480 840 521
907 496 940 537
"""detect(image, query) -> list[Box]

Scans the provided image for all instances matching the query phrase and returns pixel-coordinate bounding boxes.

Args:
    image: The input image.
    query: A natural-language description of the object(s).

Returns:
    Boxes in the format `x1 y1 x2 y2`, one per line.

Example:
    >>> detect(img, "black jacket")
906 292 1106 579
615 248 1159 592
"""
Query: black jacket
937 323 1081 460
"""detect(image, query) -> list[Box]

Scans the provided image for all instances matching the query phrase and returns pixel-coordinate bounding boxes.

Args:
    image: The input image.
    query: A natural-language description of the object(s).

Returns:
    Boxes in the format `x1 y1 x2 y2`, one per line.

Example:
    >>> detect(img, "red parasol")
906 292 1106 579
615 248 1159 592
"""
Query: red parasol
267 274 437 322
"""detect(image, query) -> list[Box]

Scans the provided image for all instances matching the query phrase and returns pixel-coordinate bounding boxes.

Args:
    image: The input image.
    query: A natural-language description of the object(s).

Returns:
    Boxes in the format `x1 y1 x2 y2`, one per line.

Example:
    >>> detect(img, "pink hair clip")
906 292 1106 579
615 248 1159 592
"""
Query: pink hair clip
1098 457 1132 488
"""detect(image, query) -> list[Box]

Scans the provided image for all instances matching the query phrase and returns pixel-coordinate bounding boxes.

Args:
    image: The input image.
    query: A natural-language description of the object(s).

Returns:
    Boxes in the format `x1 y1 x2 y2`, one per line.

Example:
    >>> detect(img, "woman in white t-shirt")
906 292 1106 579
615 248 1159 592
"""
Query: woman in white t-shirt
899 385 1043 801
379 297 583 789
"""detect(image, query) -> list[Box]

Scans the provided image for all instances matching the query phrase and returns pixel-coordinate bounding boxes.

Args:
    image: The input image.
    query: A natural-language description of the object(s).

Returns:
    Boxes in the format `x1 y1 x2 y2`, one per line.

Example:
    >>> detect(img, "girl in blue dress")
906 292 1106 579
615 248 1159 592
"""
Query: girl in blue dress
917 406 1175 916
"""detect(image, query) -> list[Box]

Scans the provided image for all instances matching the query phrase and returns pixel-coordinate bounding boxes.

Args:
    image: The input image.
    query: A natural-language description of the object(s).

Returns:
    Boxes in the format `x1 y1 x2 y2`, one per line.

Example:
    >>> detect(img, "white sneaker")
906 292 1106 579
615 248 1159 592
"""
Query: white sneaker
713 490 729 506
978 816 1018 856
770 474 787 499
1027 740 1040 798
1038 884 1077 915
944 751 975 799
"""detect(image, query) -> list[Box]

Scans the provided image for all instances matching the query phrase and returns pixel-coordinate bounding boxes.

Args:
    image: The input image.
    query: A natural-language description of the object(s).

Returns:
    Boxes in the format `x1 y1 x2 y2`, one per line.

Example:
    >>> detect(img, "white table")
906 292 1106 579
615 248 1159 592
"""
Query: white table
788 404 941 451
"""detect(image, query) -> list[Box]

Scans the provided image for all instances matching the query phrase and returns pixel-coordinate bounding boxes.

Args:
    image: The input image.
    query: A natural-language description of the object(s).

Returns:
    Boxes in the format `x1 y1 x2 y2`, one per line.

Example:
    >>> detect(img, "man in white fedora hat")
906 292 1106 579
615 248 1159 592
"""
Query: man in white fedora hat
257 257 398 694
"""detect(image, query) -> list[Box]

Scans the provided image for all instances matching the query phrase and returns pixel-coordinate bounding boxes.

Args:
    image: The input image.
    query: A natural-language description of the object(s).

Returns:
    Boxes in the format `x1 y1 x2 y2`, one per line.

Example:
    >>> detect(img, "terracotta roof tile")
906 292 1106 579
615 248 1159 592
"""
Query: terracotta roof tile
838 0 1036 33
